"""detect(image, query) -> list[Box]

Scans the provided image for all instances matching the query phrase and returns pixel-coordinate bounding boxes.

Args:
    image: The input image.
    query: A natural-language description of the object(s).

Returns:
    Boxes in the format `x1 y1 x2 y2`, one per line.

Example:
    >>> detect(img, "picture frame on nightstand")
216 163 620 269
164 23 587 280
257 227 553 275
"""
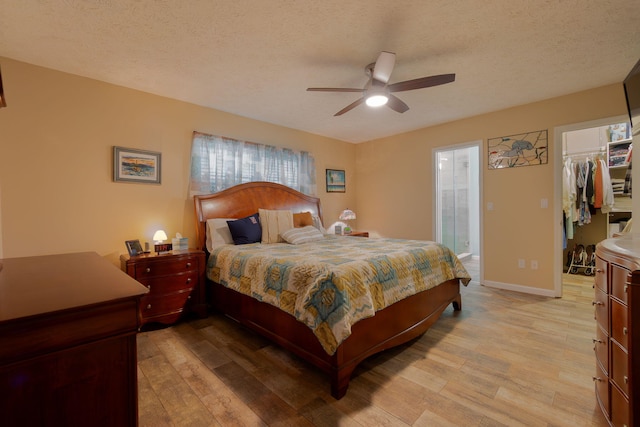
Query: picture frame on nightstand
125 239 143 256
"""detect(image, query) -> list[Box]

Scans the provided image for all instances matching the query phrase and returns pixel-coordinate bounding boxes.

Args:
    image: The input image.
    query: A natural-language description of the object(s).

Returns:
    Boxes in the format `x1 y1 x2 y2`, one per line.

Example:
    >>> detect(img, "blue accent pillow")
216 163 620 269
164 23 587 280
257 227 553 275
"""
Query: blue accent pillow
227 213 262 245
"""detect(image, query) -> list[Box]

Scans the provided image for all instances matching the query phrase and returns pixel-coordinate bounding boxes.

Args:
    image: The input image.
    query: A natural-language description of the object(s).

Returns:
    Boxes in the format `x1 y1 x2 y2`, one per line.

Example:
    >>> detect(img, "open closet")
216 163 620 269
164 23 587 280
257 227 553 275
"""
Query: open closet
562 122 632 275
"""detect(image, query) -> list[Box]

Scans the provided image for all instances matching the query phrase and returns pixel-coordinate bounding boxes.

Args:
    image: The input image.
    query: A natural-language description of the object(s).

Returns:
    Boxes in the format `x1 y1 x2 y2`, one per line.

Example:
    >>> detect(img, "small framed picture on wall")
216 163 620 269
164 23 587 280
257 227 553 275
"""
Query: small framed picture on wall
326 169 346 193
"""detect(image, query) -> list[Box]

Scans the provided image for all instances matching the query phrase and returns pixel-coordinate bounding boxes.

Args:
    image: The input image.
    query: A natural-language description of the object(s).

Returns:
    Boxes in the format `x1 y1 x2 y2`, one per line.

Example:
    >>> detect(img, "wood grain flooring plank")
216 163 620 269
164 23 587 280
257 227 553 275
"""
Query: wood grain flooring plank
137 270 610 426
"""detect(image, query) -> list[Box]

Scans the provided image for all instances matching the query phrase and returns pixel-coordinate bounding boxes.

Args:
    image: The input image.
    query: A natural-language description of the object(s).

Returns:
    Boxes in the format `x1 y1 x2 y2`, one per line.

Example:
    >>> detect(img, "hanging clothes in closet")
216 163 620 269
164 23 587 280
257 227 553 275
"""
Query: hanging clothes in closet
562 154 614 243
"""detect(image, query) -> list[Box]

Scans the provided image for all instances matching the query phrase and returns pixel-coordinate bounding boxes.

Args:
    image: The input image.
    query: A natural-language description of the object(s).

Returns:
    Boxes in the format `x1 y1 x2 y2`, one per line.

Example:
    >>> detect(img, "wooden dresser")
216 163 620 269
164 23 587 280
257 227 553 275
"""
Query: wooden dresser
594 235 640 426
0 252 148 427
120 249 206 327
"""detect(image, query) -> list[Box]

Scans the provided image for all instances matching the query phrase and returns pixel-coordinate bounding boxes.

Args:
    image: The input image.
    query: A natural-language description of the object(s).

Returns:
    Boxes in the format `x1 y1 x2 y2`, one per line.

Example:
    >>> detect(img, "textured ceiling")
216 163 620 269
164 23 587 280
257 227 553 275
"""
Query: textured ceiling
1 0 639 143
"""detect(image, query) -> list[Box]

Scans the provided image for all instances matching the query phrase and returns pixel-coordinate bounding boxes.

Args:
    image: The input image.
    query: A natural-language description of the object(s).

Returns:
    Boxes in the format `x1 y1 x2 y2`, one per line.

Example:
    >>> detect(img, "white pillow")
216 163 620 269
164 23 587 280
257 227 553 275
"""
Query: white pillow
205 218 236 252
259 209 294 243
281 226 325 245
312 214 326 234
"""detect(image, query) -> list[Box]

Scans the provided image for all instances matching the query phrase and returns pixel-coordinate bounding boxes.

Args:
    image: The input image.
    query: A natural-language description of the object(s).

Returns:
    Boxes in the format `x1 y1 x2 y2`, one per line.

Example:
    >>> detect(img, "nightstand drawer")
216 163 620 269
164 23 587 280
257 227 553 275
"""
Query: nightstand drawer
140 291 192 318
134 256 199 277
137 271 198 294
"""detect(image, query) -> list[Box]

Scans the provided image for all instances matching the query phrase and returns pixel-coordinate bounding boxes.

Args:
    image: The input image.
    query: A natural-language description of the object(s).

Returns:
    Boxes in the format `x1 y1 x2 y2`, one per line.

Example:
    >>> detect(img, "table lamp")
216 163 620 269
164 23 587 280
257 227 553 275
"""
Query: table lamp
339 209 356 234
153 229 171 254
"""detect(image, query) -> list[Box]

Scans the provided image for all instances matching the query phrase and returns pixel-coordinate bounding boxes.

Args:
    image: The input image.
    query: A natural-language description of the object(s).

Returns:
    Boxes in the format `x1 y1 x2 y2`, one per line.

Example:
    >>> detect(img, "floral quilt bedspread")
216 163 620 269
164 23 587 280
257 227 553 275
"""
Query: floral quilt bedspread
207 236 471 355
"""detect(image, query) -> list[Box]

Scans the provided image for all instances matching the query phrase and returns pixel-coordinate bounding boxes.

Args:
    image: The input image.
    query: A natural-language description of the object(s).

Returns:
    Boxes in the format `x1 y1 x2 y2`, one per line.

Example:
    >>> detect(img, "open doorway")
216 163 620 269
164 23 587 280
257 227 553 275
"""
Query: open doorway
554 115 631 296
434 141 482 284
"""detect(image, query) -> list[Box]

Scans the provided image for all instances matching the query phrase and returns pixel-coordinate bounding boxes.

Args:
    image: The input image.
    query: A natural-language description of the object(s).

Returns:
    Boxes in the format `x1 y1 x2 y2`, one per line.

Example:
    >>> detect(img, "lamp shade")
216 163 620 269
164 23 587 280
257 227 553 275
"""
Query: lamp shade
339 209 356 221
153 230 168 242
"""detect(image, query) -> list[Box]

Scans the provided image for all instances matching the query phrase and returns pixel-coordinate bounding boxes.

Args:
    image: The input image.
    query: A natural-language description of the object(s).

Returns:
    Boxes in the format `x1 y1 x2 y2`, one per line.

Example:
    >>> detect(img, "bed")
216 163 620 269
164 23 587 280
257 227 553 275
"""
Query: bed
194 181 470 399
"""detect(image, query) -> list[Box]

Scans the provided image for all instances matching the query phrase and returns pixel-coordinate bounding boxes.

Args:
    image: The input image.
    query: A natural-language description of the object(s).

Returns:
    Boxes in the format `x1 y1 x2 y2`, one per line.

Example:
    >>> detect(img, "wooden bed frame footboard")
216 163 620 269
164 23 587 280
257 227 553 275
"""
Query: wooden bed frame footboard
211 279 460 399
194 181 462 399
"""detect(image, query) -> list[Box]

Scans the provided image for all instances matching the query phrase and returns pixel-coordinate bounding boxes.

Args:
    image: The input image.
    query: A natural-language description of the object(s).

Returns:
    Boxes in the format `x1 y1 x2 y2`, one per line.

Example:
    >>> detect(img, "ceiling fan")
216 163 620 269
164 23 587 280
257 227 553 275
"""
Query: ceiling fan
307 51 455 116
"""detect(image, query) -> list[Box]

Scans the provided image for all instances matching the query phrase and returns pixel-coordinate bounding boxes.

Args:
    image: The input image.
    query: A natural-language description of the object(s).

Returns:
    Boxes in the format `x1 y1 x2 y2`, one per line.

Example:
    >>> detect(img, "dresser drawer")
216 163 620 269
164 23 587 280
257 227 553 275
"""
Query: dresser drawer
137 271 198 294
611 340 629 398
140 291 193 319
594 361 609 418
610 298 628 349
134 256 199 277
610 264 630 305
593 324 608 374
595 256 608 293
610 382 630 427
594 288 609 331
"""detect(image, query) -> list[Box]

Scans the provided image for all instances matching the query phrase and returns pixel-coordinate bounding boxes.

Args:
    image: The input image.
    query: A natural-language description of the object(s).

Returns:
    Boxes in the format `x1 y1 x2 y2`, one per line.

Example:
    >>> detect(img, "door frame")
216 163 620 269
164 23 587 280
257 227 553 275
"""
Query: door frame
553 114 629 297
433 140 483 284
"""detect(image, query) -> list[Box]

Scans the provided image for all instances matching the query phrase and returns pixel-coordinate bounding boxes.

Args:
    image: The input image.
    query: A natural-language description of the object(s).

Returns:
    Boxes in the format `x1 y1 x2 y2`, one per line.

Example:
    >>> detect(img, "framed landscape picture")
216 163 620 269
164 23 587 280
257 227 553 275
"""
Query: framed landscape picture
326 169 346 193
113 146 161 184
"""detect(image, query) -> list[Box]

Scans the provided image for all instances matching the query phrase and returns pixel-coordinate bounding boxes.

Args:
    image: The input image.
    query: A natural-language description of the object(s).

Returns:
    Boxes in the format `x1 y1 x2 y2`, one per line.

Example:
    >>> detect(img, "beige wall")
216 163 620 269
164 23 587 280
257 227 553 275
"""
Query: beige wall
0 58 356 264
356 84 628 294
0 57 630 294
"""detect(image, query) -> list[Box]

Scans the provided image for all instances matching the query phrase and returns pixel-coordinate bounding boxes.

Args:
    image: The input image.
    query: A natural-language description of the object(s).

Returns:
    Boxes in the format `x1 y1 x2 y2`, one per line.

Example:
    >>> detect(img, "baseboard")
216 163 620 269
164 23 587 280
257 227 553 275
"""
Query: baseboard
482 280 556 297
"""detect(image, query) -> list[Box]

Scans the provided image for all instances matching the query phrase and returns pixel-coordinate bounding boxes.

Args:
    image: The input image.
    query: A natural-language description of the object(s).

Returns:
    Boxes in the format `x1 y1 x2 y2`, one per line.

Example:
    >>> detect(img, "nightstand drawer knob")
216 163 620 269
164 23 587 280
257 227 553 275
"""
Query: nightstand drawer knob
146 304 151 310
186 278 192 284
186 262 192 268
146 267 151 273
187 295 191 299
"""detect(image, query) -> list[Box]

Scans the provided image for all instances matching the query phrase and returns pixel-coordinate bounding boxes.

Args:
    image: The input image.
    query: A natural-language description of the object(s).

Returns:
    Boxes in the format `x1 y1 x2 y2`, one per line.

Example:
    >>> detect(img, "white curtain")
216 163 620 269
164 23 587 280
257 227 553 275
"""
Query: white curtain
190 132 316 196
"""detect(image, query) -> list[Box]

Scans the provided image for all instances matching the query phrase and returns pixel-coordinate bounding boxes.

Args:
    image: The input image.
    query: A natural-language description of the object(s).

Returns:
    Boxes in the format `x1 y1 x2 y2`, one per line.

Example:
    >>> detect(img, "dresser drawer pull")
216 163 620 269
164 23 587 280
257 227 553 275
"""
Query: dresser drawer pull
624 375 628 384
186 278 192 284
591 301 604 306
624 285 628 293
146 304 152 310
623 327 628 335
187 295 191 299
592 338 604 344
146 267 151 273
596 268 604 274
186 262 192 268
592 376 603 382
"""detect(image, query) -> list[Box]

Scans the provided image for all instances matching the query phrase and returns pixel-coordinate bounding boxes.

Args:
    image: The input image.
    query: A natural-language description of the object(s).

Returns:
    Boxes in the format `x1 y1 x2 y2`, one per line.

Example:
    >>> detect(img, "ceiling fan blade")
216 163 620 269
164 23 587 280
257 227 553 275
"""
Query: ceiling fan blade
307 87 363 93
388 73 456 93
372 51 396 83
334 97 365 116
386 94 409 113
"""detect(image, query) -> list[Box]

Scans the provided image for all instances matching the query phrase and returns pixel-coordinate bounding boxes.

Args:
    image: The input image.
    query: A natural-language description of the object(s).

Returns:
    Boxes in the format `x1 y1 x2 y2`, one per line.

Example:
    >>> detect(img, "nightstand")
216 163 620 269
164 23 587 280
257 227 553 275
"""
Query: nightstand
345 231 369 237
120 249 206 327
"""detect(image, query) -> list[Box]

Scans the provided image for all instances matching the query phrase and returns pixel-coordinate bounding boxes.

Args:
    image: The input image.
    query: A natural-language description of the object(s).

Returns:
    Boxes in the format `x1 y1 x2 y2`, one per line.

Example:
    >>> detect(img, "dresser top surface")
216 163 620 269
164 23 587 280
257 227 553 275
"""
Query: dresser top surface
0 252 148 322
597 233 640 270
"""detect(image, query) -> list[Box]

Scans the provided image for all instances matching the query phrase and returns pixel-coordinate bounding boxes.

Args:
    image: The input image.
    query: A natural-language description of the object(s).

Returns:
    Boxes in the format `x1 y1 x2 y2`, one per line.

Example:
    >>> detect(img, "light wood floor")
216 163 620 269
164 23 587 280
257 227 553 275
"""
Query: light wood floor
137 267 609 426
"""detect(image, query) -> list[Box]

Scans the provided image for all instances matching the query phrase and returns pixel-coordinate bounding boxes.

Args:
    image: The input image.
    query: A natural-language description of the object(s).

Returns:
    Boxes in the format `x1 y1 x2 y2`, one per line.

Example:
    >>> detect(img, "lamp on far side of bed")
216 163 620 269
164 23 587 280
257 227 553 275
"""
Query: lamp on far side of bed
153 229 172 254
339 209 356 234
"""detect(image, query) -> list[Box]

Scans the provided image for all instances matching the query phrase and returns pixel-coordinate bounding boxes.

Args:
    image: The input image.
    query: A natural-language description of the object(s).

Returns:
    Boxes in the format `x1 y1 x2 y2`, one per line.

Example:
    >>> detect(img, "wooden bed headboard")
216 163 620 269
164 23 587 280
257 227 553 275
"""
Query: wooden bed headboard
193 181 323 251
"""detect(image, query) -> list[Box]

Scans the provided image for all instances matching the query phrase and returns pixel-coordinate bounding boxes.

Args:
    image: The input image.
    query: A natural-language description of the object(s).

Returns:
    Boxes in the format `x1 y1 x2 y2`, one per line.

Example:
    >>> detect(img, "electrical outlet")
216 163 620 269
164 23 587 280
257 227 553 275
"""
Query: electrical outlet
531 260 538 270
518 259 525 269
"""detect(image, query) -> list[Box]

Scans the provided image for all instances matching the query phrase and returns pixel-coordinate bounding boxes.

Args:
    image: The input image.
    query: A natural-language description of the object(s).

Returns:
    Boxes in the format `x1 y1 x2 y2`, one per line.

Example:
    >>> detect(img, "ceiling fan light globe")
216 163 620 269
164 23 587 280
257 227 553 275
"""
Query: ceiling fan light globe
366 95 388 107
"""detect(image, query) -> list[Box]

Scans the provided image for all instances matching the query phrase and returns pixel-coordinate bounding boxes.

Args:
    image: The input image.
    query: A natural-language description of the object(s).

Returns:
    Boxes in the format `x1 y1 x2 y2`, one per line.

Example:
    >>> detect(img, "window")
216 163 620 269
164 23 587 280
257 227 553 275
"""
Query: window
190 132 316 195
